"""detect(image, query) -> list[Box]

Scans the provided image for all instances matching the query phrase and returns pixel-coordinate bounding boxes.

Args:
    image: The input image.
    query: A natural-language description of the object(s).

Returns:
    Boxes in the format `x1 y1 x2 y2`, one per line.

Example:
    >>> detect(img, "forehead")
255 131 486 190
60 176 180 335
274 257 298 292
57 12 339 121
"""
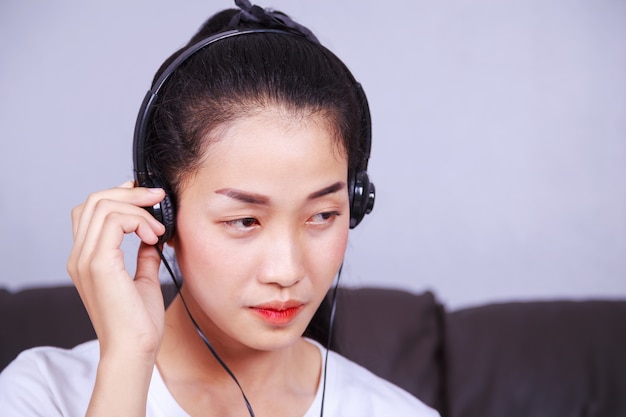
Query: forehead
208 106 345 160
183 108 348 194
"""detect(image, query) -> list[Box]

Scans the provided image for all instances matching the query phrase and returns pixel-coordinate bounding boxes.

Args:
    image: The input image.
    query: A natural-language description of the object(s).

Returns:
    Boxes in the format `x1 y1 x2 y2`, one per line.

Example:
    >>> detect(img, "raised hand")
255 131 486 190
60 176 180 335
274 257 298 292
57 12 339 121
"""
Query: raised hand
66 181 167 416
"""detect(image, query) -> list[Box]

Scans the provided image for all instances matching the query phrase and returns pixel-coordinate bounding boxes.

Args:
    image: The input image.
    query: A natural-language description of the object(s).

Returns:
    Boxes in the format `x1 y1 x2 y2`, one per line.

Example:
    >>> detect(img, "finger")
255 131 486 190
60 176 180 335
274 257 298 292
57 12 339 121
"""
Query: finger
72 186 165 245
134 243 166 338
72 198 165 272
71 203 85 239
68 184 166 310
72 210 159 298
118 180 135 189
135 242 163 285
70 181 134 239
69 201 165 292
85 209 165 274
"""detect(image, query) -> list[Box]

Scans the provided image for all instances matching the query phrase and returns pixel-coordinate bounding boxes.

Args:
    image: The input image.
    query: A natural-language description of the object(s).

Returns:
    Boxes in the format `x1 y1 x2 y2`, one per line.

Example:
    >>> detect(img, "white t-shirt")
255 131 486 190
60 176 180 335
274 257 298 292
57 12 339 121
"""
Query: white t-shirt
0 339 439 417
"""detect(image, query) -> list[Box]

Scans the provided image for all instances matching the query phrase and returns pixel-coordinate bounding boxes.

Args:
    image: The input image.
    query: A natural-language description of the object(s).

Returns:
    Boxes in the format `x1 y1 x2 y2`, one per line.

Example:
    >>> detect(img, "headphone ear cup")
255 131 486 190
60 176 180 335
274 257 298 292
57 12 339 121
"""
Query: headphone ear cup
141 178 176 243
157 192 176 242
349 170 375 229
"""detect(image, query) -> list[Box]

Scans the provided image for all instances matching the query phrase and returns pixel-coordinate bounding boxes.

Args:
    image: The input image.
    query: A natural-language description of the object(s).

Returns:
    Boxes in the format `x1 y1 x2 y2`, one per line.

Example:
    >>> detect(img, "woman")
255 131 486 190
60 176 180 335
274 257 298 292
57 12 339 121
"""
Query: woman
0 2 438 416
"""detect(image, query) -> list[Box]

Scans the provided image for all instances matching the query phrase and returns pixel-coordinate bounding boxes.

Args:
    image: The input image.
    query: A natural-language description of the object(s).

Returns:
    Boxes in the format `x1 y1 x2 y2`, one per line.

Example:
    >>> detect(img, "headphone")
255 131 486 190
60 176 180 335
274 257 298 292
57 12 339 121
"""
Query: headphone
133 28 375 241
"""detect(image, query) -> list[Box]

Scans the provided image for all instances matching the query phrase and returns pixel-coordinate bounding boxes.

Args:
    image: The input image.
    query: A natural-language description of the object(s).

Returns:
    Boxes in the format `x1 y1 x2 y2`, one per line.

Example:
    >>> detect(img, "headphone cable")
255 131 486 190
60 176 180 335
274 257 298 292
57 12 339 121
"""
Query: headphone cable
155 245 256 417
154 245 338 417
319 263 341 417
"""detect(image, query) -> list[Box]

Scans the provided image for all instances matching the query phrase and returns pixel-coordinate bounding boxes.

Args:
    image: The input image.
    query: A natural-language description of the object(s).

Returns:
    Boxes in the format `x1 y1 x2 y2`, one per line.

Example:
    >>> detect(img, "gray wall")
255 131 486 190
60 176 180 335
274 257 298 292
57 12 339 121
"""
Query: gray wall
1 0 624 310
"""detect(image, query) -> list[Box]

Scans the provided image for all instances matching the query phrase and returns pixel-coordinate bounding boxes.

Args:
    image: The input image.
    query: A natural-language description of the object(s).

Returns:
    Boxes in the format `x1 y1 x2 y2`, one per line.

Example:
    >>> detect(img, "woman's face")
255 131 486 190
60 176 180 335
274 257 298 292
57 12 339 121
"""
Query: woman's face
171 108 350 352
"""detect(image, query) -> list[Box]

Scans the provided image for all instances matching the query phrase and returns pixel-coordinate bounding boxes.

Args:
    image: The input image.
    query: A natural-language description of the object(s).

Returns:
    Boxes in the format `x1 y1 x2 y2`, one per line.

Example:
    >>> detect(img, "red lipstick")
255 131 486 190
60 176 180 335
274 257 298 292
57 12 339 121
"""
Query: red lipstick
250 301 304 326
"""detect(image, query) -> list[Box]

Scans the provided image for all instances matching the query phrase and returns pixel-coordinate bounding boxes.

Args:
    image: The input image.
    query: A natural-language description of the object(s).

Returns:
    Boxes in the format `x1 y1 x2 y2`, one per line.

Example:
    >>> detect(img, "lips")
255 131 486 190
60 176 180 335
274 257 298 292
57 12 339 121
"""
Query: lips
250 300 305 326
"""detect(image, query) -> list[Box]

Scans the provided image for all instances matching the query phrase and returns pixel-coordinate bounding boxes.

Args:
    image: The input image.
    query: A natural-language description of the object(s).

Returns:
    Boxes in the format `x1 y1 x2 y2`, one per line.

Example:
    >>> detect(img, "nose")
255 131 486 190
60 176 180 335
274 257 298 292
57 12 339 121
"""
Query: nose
258 228 306 288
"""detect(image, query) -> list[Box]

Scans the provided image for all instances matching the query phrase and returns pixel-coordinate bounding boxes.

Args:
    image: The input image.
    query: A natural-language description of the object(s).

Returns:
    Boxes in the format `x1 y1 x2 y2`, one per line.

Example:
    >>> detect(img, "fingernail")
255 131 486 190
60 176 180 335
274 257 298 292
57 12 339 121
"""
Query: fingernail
118 180 135 188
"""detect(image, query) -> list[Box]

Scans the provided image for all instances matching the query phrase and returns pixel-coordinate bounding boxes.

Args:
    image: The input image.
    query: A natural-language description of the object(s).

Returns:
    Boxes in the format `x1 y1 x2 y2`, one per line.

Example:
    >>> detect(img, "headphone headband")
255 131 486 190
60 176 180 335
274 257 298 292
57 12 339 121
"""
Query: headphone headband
133 27 374 239
133 29 289 180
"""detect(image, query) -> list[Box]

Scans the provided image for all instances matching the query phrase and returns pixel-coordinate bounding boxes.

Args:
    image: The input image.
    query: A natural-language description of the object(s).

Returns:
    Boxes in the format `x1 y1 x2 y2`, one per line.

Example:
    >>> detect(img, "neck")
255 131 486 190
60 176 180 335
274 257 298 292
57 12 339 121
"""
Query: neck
158 294 321 388
156 295 321 416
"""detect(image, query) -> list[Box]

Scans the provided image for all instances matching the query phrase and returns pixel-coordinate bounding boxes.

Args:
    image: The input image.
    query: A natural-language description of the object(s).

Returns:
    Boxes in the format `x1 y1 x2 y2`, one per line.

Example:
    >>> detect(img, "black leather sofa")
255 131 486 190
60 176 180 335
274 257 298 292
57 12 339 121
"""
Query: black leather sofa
1 284 625 417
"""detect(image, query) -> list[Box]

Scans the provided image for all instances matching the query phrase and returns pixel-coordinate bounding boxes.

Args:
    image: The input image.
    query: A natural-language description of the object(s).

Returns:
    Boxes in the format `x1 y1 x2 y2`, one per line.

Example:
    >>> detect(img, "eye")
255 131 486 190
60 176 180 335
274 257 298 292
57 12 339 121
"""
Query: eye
308 211 341 225
224 217 260 231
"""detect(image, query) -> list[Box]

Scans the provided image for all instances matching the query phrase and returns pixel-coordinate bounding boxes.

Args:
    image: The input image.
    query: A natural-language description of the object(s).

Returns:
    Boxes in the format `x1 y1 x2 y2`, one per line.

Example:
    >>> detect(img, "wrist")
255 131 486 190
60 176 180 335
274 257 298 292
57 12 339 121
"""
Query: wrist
87 353 156 417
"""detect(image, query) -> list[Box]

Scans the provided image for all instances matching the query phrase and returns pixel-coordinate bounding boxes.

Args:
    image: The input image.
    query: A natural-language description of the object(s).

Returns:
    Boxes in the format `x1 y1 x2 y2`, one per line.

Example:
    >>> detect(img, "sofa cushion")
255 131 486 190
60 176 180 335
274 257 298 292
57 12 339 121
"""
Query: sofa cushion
445 300 626 417
0 286 95 370
326 287 445 412
0 284 179 371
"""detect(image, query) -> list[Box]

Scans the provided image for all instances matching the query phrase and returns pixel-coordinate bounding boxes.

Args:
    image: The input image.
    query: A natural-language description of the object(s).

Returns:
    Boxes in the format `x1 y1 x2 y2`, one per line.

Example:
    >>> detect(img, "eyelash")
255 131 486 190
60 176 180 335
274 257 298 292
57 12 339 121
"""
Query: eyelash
308 211 341 225
223 211 341 232
224 217 259 230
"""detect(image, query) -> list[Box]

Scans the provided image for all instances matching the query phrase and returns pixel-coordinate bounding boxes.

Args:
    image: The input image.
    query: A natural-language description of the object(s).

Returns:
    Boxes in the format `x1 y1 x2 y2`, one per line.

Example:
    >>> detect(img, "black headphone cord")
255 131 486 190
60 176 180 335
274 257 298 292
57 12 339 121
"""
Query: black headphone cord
320 263 341 417
155 245 256 417
154 245 339 417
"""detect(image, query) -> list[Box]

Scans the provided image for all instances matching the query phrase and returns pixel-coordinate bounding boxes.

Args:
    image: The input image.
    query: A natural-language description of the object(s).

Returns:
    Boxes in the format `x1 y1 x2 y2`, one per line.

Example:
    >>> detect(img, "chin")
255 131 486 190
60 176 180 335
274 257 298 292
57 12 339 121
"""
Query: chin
242 315 313 352
241 330 304 353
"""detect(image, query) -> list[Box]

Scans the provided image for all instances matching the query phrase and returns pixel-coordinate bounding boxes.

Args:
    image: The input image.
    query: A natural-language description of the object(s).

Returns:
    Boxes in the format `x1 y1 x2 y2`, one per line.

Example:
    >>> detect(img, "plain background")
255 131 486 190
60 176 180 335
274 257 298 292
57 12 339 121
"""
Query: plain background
1 0 624 310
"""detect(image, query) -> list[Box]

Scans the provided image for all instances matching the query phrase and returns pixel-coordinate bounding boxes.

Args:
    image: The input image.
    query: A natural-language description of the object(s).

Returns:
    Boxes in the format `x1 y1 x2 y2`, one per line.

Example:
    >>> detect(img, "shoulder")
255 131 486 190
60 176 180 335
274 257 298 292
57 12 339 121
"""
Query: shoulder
0 340 99 416
312 341 439 417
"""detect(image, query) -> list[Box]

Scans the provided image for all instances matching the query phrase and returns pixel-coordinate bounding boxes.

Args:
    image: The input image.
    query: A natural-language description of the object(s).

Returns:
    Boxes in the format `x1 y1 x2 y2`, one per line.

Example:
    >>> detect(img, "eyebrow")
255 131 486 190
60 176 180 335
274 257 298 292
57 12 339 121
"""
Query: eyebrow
307 181 345 200
214 188 270 205
214 182 346 205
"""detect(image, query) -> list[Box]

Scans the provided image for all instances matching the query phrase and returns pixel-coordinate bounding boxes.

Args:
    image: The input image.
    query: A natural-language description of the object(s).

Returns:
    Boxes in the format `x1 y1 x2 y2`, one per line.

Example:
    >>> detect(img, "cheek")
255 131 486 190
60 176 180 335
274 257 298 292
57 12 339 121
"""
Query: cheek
171 218 240 294
307 224 350 284
330 228 350 263
175 231 242 280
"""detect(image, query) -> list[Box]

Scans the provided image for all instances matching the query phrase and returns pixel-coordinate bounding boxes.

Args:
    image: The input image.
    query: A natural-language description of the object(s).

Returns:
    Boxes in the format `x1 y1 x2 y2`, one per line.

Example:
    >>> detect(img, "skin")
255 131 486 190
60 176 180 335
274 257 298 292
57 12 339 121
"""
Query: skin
67 106 350 416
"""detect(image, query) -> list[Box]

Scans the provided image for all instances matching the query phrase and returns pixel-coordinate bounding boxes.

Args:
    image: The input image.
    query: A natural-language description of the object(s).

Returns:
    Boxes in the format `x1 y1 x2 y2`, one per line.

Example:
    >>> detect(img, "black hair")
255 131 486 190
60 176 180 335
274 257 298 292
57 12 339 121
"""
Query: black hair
144 7 368 202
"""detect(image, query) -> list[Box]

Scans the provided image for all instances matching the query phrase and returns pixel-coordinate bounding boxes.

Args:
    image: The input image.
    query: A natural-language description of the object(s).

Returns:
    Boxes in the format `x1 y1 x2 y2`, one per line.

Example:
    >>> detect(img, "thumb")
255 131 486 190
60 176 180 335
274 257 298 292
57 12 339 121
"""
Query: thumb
134 243 166 309
135 242 163 286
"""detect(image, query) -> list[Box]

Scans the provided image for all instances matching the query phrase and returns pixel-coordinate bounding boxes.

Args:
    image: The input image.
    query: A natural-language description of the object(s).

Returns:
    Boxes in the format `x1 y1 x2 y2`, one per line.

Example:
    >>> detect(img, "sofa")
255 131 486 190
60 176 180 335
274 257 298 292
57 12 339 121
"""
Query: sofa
1 284 625 417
